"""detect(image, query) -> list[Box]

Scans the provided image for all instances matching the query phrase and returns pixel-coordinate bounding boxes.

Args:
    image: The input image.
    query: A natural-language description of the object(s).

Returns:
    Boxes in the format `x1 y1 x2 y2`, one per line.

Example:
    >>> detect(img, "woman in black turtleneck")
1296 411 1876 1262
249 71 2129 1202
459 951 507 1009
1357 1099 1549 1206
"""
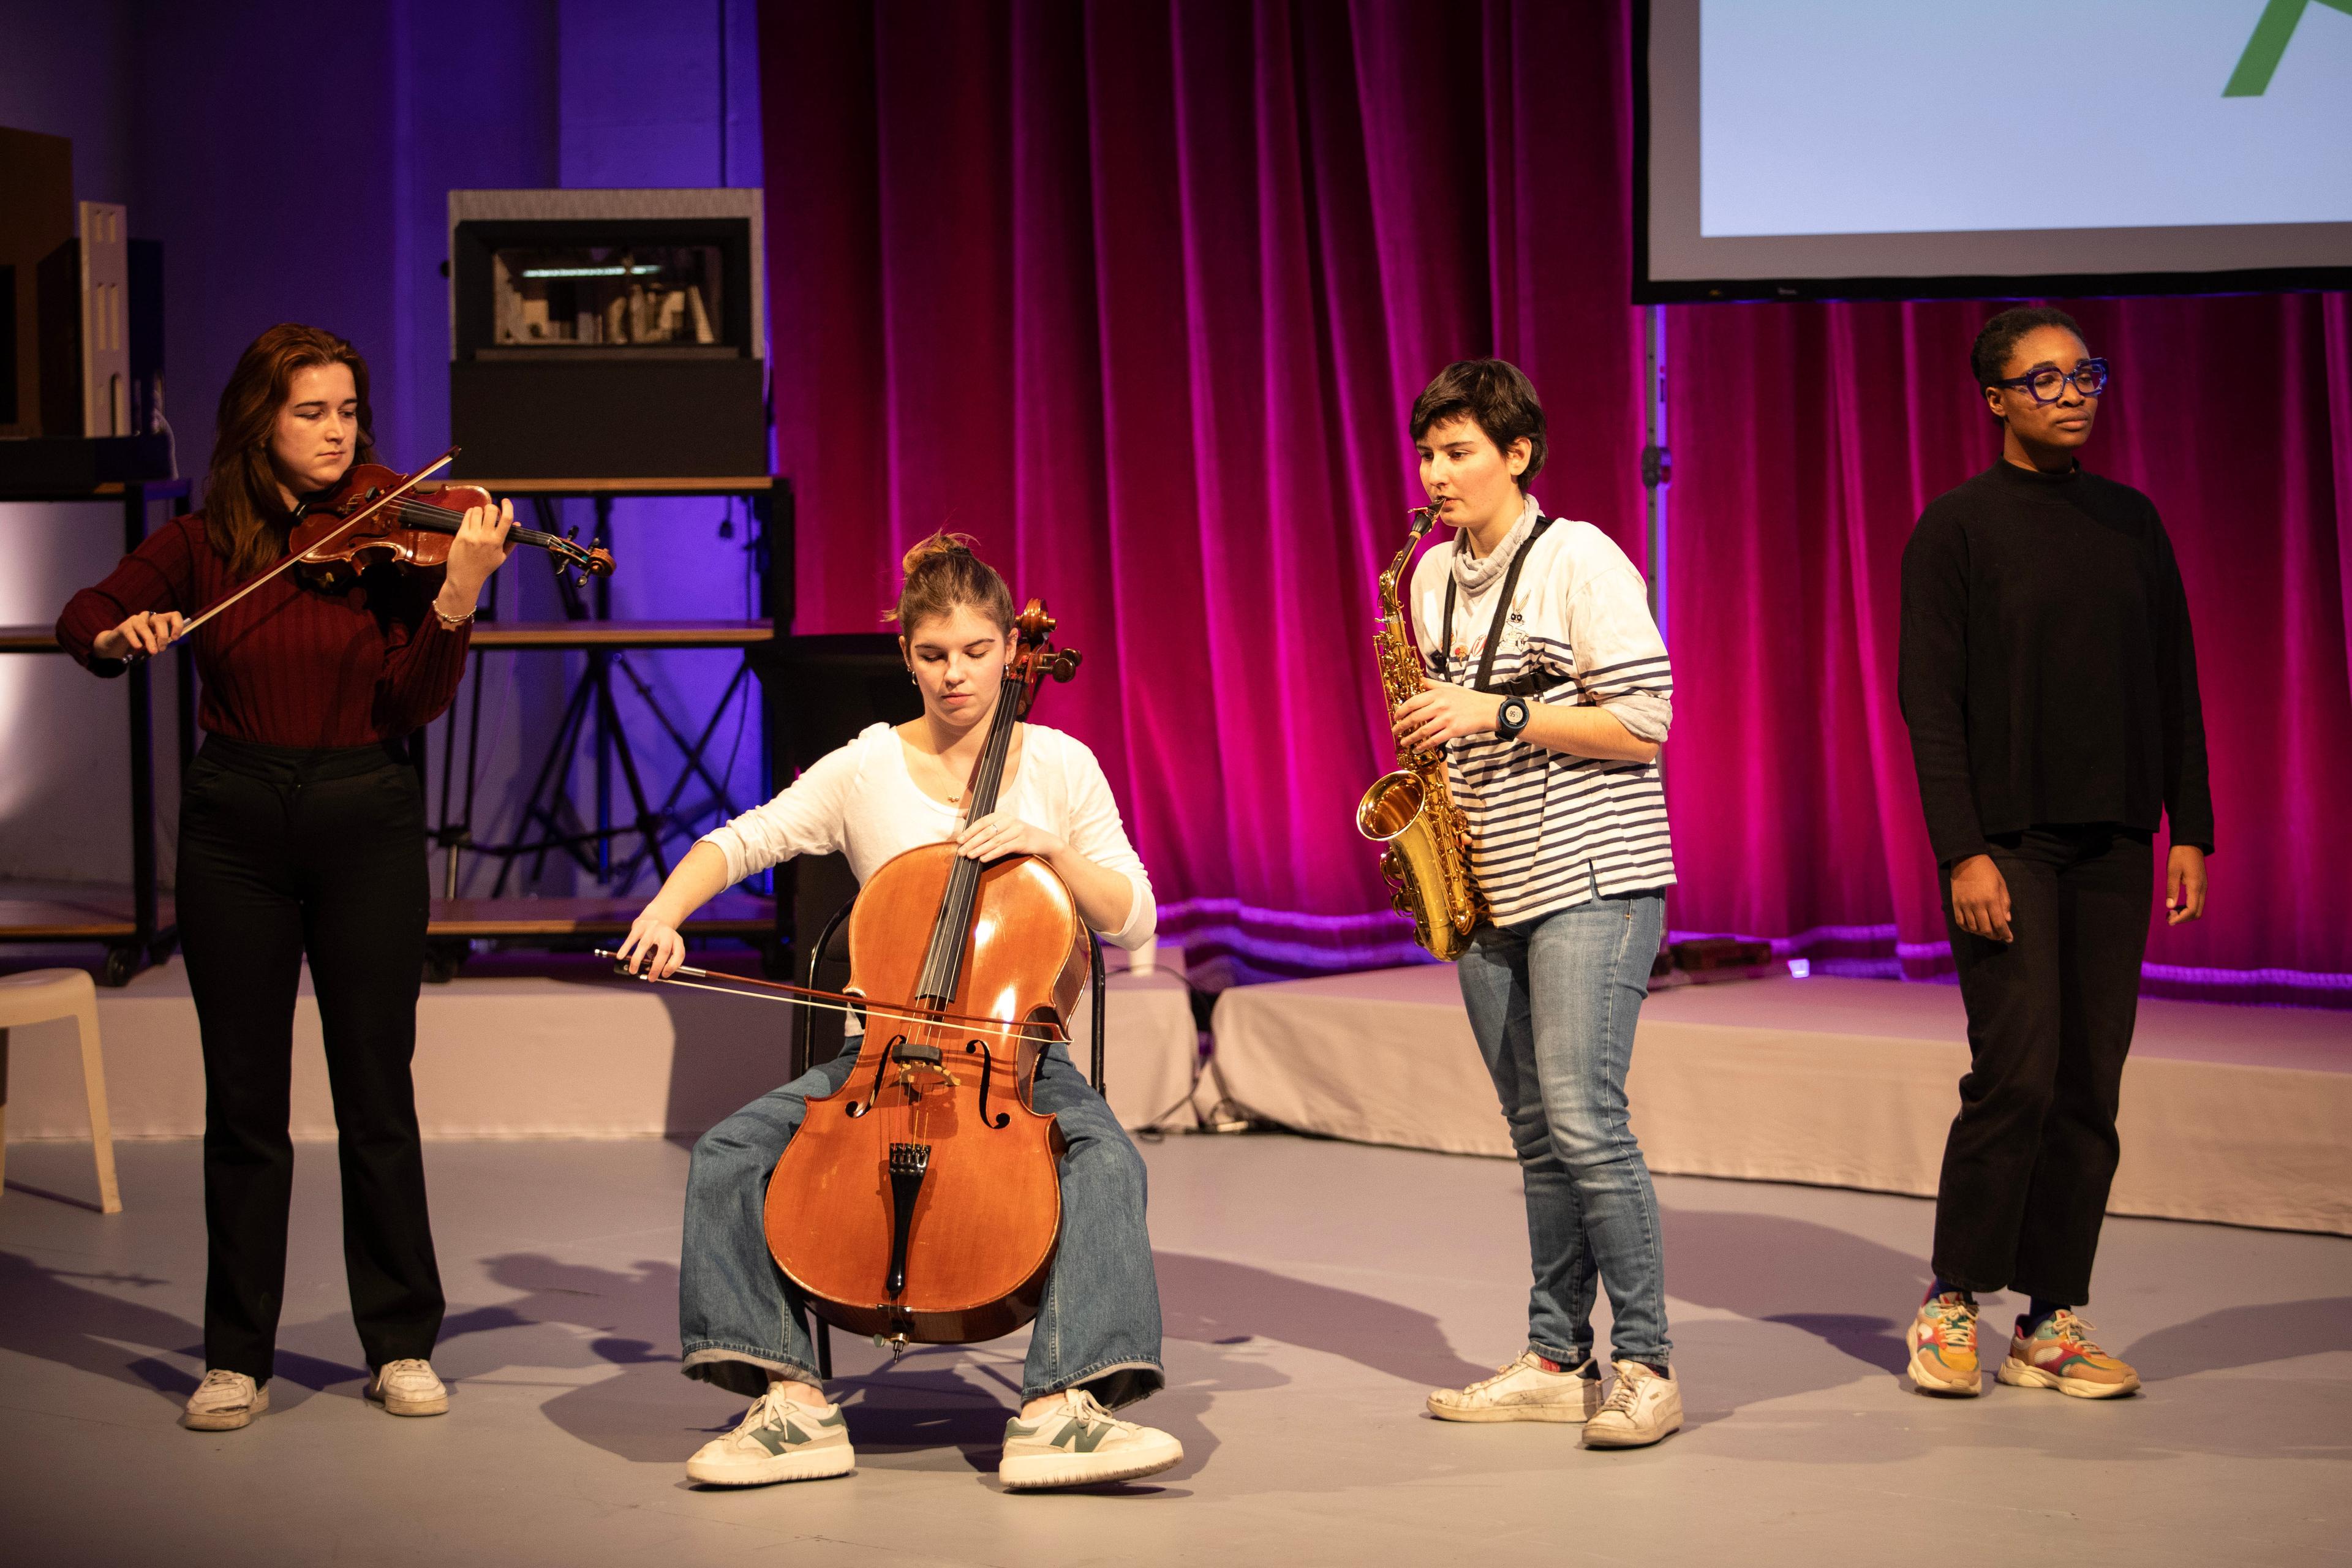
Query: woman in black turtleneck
1896 306 2211 1404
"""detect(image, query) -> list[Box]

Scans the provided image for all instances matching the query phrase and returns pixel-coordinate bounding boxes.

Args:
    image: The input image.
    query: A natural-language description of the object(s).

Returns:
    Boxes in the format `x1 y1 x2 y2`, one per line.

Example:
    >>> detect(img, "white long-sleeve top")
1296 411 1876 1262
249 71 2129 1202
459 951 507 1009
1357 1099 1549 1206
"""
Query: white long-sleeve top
698 722 1158 949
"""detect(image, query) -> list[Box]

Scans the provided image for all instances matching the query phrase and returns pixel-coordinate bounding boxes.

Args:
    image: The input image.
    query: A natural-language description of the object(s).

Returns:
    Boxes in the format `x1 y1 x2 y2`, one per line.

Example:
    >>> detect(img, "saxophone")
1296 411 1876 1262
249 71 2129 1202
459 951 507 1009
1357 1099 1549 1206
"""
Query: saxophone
1357 503 1483 960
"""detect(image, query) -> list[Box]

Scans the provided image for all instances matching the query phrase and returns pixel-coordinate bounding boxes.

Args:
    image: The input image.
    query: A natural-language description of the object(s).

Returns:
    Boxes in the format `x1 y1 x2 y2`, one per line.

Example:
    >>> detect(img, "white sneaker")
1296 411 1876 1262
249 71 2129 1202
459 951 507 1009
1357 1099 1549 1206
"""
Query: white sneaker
181 1368 268 1431
1427 1352 1604 1423
998 1389 1183 1491
1582 1360 1683 1449
365 1358 450 1417
685 1385 856 1487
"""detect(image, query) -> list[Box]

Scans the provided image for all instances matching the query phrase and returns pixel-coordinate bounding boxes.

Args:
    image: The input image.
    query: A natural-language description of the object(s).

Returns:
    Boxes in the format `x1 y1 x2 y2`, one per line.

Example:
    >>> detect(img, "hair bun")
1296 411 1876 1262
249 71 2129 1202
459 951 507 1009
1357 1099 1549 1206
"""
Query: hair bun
900 529 979 576
887 530 1014 629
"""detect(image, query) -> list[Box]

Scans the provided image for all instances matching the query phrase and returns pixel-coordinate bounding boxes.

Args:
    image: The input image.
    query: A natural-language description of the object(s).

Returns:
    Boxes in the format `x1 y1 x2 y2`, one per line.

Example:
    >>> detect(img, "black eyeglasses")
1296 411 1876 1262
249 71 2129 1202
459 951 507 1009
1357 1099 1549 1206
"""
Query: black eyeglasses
1992 358 2111 405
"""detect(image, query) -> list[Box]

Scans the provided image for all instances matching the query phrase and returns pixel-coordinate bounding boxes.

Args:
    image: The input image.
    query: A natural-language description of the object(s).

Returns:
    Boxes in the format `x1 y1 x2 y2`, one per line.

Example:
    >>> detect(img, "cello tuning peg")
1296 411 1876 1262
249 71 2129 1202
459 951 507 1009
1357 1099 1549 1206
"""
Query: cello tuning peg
567 526 579 541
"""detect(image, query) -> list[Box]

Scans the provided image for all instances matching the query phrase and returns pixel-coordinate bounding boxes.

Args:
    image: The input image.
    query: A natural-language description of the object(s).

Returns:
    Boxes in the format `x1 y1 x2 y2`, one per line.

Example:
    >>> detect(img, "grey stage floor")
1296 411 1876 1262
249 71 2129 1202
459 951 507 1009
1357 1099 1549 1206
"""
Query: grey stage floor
2 1135 2346 1567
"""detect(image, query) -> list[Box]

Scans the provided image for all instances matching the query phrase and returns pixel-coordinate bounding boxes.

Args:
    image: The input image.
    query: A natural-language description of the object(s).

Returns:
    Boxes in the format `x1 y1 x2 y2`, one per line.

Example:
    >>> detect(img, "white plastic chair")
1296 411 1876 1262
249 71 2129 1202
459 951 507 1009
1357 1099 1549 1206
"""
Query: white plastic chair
0 968 123 1213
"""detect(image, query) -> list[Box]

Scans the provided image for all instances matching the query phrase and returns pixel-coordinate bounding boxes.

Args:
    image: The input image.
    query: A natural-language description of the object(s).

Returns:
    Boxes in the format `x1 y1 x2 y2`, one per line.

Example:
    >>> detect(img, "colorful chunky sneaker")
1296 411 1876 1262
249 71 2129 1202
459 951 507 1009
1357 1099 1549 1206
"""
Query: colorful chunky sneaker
998 1388 1183 1490
1907 1291 1983 1396
1582 1360 1683 1449
685 1385 856 1486
1997 1310 2141 1399
181 1368 268 1431
1427 1351 1604 1423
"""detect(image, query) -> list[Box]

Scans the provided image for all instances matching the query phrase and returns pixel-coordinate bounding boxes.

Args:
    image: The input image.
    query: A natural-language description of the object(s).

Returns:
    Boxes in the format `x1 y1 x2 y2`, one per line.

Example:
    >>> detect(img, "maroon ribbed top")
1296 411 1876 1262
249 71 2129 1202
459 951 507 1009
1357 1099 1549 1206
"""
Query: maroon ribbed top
56 511 473 748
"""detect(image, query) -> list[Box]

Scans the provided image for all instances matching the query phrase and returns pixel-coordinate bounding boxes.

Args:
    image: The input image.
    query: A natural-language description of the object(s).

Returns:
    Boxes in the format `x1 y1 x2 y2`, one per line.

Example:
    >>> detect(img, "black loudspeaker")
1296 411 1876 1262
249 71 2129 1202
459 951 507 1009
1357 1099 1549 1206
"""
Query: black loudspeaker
0 127 72 440
446 189 768 479
745 632 922 1058
0 263 17 429
36 237 81 437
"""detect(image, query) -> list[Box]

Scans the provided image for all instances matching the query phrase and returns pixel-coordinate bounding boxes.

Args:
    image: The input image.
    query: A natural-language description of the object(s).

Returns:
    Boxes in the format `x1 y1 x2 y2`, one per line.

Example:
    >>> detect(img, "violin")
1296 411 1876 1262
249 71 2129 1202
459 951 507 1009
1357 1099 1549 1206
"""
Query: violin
763 600 1085 1348
120 447 616 665
293 460 614 586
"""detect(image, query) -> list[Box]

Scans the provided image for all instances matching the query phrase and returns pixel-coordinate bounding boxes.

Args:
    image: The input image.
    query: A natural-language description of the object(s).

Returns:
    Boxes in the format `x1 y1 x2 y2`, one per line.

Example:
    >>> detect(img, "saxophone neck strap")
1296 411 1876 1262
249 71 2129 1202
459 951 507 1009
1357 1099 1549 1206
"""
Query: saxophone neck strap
1441 514 1555 695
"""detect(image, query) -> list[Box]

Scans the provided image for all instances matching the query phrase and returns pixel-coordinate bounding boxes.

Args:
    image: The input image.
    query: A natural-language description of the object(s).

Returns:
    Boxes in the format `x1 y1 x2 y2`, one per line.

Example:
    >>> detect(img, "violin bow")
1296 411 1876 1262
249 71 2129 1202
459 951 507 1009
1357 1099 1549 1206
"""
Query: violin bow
124 447 462 665
591 948 1072 1050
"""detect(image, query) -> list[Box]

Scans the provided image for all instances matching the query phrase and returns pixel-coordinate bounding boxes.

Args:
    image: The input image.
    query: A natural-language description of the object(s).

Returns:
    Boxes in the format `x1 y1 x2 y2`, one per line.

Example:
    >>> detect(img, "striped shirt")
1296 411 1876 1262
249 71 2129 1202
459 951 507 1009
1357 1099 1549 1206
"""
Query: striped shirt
1408 496 1675 924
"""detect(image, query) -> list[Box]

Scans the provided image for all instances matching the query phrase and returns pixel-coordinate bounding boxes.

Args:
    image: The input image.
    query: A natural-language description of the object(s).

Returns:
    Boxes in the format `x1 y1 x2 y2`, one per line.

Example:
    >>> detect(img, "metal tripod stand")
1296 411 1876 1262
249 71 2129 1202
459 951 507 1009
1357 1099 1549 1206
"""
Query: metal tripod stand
476 496 752 895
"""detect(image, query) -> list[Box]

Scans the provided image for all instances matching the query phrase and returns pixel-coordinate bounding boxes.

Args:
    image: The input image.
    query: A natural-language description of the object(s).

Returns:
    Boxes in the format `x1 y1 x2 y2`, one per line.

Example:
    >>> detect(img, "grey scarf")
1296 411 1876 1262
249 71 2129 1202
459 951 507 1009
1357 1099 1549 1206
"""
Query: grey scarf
1449 494 1543 597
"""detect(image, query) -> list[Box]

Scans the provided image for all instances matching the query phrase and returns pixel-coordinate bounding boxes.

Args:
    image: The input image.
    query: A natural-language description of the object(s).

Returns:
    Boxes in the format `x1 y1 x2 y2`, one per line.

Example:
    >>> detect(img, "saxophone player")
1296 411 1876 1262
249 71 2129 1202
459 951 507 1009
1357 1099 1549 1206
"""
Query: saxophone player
1393 360 1684 1449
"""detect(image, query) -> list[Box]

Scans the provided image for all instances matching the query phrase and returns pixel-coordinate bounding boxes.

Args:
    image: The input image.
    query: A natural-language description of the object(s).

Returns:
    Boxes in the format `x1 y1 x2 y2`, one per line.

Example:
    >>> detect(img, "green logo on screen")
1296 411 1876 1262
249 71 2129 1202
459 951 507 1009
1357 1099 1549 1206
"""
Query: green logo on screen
2225 0 2352 95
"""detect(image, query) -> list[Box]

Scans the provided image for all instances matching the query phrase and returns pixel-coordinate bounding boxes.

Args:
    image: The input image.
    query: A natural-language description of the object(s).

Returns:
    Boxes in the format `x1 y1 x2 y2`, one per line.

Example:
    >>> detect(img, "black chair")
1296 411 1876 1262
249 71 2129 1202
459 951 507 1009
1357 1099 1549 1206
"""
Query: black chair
790 894 1110 1378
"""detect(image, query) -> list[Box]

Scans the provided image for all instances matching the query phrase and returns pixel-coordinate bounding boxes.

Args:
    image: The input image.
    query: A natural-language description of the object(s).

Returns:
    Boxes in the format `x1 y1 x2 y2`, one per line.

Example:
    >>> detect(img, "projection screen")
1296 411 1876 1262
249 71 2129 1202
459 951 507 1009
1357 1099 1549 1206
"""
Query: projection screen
1638 0 2352 301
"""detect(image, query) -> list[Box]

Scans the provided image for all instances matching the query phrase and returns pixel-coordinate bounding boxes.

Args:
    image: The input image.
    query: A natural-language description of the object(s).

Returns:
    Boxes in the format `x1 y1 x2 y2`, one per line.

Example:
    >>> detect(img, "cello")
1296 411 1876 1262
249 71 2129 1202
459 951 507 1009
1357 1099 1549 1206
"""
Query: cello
771 600 1085 1347
611 600 1086 1351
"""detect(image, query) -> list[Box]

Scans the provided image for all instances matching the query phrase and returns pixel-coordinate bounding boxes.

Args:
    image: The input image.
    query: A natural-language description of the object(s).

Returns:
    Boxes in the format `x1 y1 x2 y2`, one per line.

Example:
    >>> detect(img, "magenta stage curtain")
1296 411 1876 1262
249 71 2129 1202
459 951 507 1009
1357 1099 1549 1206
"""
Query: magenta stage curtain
759 2 2352 1004
759 0 1646 982
1665 295 2352 1008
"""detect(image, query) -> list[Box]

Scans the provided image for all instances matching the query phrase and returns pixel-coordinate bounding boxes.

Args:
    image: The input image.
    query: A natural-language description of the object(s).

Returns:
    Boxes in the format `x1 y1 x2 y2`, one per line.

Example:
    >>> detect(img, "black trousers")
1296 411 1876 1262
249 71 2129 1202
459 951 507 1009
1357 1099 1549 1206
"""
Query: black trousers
176 735 443 1379
1932 824 2152 1305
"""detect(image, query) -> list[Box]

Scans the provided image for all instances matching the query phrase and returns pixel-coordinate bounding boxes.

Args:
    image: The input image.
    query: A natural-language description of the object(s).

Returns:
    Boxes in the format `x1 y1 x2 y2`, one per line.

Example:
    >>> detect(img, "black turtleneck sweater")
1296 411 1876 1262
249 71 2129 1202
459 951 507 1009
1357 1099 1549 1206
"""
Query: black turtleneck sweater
1898 459 2213 868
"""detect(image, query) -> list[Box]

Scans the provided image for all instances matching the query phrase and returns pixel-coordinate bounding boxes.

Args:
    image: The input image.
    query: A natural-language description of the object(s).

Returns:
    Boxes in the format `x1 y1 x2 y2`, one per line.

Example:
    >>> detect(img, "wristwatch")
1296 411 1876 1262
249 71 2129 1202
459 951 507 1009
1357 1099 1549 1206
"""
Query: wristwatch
1495 695 1532 741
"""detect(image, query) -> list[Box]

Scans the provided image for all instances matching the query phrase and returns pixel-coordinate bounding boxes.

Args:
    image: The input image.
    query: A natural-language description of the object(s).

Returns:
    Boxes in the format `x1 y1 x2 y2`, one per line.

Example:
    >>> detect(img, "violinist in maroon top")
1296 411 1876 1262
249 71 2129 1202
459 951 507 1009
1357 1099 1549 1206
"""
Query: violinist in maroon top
56 322 518 1433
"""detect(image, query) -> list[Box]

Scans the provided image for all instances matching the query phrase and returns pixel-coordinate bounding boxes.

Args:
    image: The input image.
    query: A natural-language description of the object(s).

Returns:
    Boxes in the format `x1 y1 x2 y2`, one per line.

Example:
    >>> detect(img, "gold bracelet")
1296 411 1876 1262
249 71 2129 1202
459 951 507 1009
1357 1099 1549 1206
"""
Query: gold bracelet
434 603 477 630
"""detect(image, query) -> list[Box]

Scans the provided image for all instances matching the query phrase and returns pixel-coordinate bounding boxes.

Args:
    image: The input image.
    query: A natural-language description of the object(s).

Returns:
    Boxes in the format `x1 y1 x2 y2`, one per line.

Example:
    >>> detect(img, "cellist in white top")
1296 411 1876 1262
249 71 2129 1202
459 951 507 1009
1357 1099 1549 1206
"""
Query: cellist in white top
618 532 1182 1493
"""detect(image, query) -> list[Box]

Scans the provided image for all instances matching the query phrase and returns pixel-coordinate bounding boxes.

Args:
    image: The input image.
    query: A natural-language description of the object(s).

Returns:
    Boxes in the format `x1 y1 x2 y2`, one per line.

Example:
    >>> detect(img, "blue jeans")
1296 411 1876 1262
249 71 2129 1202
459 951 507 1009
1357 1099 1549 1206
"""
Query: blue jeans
1457 888 1672 1368
679 1041 1165 1408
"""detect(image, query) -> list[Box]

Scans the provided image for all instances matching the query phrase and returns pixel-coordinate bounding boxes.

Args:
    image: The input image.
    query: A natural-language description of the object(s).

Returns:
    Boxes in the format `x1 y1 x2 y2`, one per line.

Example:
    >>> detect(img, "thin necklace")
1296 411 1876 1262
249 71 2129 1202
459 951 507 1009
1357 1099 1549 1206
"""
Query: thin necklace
916 717 1008 807
932 746 976 806
938 736 1014 807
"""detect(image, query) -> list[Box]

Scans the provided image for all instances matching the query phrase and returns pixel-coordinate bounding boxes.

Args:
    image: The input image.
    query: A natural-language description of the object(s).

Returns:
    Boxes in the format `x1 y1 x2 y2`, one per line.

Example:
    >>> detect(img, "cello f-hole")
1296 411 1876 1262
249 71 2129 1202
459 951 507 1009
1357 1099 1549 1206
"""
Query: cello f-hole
846 1035 905 1118
966 1040 1010 1129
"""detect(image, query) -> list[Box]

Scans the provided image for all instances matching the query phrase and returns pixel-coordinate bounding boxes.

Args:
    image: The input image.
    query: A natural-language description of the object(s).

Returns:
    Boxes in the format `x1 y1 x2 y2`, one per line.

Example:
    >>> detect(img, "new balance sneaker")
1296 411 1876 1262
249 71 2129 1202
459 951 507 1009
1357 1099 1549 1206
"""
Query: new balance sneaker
1907 1291 1983 1396
1427 1352 1604 1423
998 1389 1183 1490
685 1385 856 1486
1997 1310 2141 1400
181 1368 268 1431
365 1358 450 1417
1581 1360 1683 1449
